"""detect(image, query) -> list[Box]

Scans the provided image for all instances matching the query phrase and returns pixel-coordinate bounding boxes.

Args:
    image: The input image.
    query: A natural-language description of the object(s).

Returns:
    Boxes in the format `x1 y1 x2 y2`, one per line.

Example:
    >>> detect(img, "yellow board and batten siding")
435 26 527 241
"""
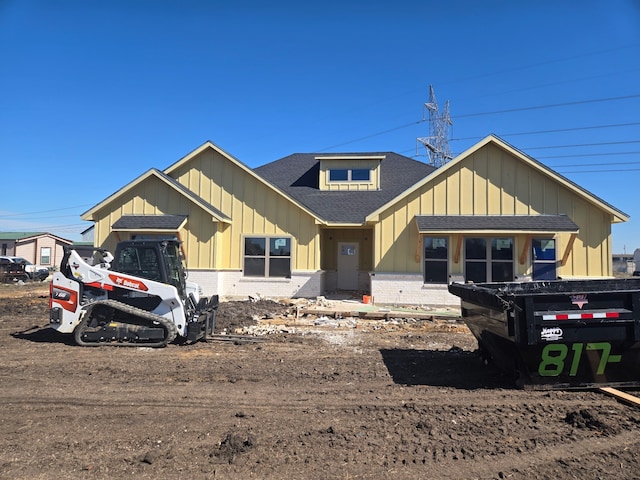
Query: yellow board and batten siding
373 142 614 278
92 175 217 270
169 147 320 272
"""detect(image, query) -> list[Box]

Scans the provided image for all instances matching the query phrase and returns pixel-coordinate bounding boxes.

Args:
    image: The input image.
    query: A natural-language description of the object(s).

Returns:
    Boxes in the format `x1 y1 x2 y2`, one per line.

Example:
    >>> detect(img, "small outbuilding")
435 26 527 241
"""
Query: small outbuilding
0 232 72 270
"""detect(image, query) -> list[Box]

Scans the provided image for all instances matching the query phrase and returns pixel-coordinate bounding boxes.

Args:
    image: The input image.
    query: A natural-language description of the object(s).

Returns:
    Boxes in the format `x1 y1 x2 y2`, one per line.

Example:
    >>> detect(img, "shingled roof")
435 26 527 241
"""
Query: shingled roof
112 214 188 230
254 152 436 223
415 214 580 232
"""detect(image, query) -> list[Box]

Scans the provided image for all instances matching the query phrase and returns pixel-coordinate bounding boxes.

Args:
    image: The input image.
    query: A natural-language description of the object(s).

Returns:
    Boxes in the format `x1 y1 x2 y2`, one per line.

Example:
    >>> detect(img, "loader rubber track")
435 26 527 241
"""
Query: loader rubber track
74 299 178 348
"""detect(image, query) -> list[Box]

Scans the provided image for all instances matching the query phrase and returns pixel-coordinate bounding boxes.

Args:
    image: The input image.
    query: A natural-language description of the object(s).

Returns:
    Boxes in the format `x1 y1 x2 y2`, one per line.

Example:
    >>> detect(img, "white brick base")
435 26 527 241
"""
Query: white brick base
369 272 460 307
186 270 325 300
323 270 371 292
187 270 460 307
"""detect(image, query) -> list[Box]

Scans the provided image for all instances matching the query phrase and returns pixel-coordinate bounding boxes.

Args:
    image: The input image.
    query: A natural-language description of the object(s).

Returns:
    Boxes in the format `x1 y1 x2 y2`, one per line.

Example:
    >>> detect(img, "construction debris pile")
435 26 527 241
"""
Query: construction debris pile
217 295 464 337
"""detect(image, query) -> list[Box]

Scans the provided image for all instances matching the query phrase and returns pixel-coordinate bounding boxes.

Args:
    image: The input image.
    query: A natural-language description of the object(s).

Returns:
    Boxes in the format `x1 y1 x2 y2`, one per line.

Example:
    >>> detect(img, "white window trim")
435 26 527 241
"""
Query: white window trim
328 168 371 183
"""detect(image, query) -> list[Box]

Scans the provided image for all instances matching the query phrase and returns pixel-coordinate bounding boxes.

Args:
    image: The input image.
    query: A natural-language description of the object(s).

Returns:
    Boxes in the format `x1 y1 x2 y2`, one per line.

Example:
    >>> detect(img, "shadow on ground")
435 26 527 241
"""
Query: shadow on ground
11 326 75 345
380 348 516 389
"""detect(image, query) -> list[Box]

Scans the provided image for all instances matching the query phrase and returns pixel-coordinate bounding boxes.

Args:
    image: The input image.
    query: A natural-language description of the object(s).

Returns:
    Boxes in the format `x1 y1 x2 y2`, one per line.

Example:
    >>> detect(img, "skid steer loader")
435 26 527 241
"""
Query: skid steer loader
49 239 217 347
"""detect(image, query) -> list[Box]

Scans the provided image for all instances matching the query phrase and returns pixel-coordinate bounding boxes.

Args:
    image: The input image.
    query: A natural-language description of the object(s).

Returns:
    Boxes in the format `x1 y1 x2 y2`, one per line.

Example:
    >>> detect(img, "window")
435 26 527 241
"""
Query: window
464 237 514 283
244 236 291 278
329 168 370 182
163 241 185 293
117 247 138 272
114 245 174 285
532 238 557 280
351 168 370 181
491 238 514 282
423 237 448 283
329 169 349 181
40 247 51 265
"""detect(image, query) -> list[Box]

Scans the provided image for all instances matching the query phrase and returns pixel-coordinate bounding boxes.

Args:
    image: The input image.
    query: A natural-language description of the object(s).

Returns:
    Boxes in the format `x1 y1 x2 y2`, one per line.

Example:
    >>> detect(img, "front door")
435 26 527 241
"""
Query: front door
337 242 359 290
532 238 557 280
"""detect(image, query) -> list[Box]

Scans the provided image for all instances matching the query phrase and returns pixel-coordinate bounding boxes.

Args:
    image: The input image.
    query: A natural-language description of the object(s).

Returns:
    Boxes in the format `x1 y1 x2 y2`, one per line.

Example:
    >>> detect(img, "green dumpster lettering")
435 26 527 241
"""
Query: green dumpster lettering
538 342 622 377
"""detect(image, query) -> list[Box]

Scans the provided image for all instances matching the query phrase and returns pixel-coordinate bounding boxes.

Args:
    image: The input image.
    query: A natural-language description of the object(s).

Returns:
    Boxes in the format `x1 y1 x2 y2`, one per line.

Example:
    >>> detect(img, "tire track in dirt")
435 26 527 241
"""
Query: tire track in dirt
441 429 640 480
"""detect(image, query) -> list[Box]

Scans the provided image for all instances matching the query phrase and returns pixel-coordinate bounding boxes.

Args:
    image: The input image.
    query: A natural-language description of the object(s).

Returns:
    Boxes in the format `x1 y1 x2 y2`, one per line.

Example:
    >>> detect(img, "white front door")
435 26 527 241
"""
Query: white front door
337 242 359 290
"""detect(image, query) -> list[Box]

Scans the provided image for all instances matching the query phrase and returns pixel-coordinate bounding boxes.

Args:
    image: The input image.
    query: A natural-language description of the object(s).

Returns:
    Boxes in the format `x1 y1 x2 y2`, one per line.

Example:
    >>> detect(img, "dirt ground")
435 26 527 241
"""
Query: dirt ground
2 283 640 479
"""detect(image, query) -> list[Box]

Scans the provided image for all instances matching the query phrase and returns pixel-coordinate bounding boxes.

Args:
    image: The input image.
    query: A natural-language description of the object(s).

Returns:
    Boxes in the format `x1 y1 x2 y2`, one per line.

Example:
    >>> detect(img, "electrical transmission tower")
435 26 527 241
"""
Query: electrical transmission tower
416 85 453 167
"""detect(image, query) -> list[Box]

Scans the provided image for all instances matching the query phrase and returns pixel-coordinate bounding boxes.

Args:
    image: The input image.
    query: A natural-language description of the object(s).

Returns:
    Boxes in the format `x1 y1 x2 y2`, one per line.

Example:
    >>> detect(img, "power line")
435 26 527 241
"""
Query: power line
318 120 423 151
555 168 640 174
454 68 640 106
523 140 640 151
453 94 640 119
314 45 639 138
0 204 94 219
0 221 88 230
0 214 85 221
442 44 640 88
549 160 640 168
317 94 640 152
550 161 640 169
402 147 640 160
451 122 640 142
537 151 640 160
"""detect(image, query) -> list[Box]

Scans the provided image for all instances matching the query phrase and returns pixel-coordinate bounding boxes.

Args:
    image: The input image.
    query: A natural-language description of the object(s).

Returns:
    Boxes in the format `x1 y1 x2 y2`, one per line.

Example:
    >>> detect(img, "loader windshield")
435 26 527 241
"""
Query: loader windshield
117 246 162 282
163 242 186 297
112 240 187 297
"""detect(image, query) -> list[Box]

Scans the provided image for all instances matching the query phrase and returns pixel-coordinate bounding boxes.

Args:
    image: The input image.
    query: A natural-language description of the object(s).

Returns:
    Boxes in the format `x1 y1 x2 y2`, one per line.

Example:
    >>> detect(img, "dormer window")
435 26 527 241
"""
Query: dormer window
317 154 384 191
329 168 371 182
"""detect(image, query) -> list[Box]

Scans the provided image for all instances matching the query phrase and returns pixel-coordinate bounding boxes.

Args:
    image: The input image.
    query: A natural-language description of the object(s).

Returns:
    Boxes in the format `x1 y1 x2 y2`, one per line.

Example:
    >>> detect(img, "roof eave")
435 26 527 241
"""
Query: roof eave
323 222 366 228
81 169 232 224
416 228 579 235
112 228 183 233
81 169 157 220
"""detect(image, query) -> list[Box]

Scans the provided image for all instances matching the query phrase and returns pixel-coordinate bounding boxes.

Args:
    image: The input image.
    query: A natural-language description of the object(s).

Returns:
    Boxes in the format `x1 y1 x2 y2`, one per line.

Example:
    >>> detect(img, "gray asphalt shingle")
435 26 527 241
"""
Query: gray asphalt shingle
254 152 436 223
112 214 188 230
415 214 580 232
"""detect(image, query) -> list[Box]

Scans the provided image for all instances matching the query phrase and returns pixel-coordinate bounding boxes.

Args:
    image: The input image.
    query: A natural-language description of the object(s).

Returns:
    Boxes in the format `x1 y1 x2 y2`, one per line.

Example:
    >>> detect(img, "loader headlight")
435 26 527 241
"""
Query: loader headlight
50 307 62 324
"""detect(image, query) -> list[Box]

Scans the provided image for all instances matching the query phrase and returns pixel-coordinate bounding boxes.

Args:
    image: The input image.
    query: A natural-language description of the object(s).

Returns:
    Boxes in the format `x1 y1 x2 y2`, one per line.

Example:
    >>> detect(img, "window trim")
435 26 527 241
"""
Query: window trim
243 235 292 278
40 247 51 265
423 236 449 284
328 167 371 183
464 236 514 283
532 237 557 280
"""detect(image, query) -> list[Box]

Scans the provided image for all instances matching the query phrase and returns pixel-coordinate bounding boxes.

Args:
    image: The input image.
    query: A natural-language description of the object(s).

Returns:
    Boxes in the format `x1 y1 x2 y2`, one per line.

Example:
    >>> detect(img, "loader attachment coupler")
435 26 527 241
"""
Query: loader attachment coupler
186 295 219 343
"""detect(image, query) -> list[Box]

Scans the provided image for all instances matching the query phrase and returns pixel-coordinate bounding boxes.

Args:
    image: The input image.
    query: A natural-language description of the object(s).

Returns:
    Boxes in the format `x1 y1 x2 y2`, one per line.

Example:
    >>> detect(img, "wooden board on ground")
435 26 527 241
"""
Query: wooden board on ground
599 387 640 407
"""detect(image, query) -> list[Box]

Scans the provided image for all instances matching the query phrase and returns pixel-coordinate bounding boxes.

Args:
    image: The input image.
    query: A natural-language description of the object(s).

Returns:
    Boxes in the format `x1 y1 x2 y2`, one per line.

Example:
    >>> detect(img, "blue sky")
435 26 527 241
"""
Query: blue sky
1 1 639 253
